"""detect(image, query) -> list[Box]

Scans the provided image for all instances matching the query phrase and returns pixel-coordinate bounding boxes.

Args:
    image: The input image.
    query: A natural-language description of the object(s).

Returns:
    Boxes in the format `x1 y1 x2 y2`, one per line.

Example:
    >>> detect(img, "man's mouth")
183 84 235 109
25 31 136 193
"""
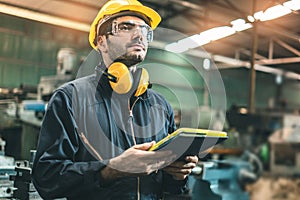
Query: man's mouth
128 43 145 51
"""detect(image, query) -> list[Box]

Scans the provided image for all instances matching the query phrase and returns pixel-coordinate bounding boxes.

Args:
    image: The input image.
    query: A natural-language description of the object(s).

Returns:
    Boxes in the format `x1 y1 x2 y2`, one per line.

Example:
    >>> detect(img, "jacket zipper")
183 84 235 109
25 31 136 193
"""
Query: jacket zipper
128 97 140 200
128 98 139 145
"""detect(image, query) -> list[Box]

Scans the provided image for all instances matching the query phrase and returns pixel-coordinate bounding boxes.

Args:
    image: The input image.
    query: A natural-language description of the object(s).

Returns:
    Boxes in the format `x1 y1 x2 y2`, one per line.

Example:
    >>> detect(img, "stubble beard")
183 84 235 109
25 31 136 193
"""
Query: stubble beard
109 48 145 68
107 38 146 68
115 52 144 67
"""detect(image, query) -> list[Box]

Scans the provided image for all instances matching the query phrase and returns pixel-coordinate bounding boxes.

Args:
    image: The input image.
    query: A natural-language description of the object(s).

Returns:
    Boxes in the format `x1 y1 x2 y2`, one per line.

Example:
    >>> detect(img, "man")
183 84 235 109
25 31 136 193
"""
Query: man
32 0 198 199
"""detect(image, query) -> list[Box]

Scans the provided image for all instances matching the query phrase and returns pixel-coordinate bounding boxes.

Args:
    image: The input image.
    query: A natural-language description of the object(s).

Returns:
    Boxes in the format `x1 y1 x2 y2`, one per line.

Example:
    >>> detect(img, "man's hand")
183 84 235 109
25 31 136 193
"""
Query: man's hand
100 141 174 184
162 156 198 180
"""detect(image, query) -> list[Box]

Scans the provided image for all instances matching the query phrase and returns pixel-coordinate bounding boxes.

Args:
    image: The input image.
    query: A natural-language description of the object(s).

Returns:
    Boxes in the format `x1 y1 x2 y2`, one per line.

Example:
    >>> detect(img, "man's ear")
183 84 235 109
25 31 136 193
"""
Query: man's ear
97 35 108 53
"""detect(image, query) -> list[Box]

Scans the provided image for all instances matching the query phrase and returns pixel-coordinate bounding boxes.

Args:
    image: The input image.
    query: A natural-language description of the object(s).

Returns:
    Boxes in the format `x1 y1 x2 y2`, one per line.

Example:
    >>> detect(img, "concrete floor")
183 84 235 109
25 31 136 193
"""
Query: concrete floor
247 175 300 200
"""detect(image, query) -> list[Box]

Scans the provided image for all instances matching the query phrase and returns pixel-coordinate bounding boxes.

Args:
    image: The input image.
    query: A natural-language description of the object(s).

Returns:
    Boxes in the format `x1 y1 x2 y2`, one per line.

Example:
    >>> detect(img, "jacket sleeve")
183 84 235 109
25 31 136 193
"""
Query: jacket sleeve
32 88 107 199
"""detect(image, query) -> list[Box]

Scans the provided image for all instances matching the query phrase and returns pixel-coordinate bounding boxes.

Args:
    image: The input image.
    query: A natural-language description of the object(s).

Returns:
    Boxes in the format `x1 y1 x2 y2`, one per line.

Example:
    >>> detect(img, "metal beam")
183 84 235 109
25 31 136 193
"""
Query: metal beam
273 38 300 57
268 38 273 59
238 48 267 60
256 57 300 65
213 55 300 80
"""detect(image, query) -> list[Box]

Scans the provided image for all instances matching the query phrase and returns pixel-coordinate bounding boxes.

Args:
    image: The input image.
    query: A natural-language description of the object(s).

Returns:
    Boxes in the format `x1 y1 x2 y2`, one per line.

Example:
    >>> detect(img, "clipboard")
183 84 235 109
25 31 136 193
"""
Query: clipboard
149 128 228 159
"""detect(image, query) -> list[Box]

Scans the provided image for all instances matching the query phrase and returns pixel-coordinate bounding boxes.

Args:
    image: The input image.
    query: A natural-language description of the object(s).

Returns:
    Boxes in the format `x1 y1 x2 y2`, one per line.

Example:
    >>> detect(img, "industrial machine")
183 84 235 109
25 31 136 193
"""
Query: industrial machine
9 160 42 200
0 166 15 199
37 48 76 102
16 48 77 160
268 114 300 175
0 137 15 199
189 151 262 200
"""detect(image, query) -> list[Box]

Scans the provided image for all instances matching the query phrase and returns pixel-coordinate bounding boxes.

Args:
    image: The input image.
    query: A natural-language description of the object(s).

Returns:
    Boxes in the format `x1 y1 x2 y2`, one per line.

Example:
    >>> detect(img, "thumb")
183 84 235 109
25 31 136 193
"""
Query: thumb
133 141 156 151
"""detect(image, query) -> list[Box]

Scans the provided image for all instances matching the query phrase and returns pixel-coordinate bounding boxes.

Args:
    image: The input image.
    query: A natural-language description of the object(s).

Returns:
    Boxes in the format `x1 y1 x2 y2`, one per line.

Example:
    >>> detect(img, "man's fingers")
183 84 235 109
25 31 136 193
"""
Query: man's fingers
185 155 198 163
167 161 196 169
164 167 192 176
133 141 156 150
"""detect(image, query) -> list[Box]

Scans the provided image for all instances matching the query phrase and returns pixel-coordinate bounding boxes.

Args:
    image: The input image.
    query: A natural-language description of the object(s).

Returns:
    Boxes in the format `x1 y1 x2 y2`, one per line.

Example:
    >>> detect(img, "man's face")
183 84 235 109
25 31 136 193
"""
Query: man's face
100 16 151 67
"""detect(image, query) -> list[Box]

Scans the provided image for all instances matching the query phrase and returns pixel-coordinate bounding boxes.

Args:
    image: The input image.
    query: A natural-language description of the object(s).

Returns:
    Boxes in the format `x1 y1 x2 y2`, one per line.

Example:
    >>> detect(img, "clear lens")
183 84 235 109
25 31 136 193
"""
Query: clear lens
111 20 153 43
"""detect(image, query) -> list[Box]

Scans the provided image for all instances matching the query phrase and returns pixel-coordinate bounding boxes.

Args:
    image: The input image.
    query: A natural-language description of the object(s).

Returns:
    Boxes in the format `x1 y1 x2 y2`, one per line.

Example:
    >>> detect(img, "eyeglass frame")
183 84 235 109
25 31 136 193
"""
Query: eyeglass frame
105 19 154 43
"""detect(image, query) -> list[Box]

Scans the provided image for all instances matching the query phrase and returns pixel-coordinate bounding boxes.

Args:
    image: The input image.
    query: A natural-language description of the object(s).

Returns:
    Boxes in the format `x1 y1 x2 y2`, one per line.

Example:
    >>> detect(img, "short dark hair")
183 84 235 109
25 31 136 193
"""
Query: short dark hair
97 18 114 37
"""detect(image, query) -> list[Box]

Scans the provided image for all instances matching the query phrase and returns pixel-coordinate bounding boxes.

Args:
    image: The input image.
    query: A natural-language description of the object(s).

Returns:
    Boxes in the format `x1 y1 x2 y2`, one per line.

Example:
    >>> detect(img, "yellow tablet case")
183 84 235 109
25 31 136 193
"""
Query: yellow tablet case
149 128 228 159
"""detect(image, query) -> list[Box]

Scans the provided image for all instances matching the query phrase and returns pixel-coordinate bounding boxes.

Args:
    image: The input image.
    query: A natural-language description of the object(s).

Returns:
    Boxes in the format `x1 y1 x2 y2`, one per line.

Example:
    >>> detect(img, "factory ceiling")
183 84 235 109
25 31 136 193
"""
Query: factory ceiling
0 0 300 76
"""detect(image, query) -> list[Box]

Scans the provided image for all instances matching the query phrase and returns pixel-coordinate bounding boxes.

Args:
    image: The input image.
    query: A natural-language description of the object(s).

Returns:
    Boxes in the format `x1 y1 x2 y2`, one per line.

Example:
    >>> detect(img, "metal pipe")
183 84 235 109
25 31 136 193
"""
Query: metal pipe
249 0 257 114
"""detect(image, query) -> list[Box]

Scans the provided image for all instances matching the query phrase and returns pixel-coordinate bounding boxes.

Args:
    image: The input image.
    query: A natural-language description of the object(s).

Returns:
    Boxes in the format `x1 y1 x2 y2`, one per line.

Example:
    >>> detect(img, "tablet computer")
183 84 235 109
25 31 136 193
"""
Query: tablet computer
149 128 228 160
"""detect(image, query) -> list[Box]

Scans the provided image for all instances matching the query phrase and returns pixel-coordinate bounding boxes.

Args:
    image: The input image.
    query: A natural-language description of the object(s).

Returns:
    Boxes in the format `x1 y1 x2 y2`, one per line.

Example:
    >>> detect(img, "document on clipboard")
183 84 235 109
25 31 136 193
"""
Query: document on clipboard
149 128 228 160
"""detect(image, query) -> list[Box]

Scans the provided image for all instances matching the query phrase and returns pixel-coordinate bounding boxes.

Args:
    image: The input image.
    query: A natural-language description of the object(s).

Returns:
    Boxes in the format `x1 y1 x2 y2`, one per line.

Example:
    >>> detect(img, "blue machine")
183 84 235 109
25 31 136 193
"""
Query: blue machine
189 151 262 200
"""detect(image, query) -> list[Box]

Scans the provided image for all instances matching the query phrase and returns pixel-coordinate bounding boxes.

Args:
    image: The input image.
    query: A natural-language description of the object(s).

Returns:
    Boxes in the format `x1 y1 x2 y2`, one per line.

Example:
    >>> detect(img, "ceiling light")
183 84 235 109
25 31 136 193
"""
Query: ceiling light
178 35 209 48
203 58 211 70
253 11 264 20
275 74 283 84
165 34 210 53
165 0 297 54
230 19 246 26
230 19 253 31
0 4 90 32
259 4 292 21
247 15 255 23
184 34 211 46
284 0 300 11
165 42 188 53
201 26 235 41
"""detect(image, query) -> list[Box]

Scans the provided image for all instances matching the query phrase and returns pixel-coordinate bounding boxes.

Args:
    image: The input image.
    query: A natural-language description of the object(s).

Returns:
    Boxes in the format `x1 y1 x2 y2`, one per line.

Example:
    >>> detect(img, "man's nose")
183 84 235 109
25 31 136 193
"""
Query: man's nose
132 27 145 41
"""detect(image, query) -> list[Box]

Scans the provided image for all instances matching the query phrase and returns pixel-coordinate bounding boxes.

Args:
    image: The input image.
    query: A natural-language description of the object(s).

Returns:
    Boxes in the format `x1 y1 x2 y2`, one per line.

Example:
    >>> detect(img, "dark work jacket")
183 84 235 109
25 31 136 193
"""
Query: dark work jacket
32 66 187 200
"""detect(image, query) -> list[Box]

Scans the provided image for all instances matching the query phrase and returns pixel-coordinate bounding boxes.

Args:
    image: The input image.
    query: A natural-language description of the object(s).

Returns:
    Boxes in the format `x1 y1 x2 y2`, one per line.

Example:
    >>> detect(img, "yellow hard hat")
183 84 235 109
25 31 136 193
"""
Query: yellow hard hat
89 0 161 49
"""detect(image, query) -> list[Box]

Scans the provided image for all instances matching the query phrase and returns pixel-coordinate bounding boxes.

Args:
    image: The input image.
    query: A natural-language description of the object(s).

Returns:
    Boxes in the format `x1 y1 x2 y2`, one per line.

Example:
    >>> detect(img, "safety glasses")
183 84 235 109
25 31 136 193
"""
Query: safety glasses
108 20 153 43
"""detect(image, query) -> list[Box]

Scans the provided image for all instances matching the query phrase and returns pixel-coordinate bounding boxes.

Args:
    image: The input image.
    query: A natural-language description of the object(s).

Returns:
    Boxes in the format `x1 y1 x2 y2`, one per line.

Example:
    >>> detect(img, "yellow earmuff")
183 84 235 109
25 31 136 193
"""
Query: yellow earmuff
108 62 133 94
107 62 150 97
134 67 149 97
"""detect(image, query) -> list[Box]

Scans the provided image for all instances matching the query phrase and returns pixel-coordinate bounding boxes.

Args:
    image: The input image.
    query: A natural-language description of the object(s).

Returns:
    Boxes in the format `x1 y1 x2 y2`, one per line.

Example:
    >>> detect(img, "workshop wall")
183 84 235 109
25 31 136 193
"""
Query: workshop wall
0 14 89 88
282 81 300 110
220 68 277 109
220 68 300 111
144 49 206 110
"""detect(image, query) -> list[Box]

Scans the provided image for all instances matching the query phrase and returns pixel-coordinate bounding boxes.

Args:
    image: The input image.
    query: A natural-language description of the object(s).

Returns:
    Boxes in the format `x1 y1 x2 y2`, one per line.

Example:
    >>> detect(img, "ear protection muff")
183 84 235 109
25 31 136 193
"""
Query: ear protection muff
107 62 150 97
132 67 150 97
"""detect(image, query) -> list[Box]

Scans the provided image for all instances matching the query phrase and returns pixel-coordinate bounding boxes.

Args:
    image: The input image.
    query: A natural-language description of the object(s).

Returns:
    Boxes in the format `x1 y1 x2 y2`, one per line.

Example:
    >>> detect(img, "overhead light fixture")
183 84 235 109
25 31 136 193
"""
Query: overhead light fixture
284 0 300 10
253 11 264 20
165 34 210 53
165 27 234 53
178 34 210 48
165 0 299 53
203 58 211 70
230 19 253 31
247 15 255 23
0 4 90 32
259 4 292 21
186 34 211 46
201 26 236 41
275 74 283 84
165 42 188 53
